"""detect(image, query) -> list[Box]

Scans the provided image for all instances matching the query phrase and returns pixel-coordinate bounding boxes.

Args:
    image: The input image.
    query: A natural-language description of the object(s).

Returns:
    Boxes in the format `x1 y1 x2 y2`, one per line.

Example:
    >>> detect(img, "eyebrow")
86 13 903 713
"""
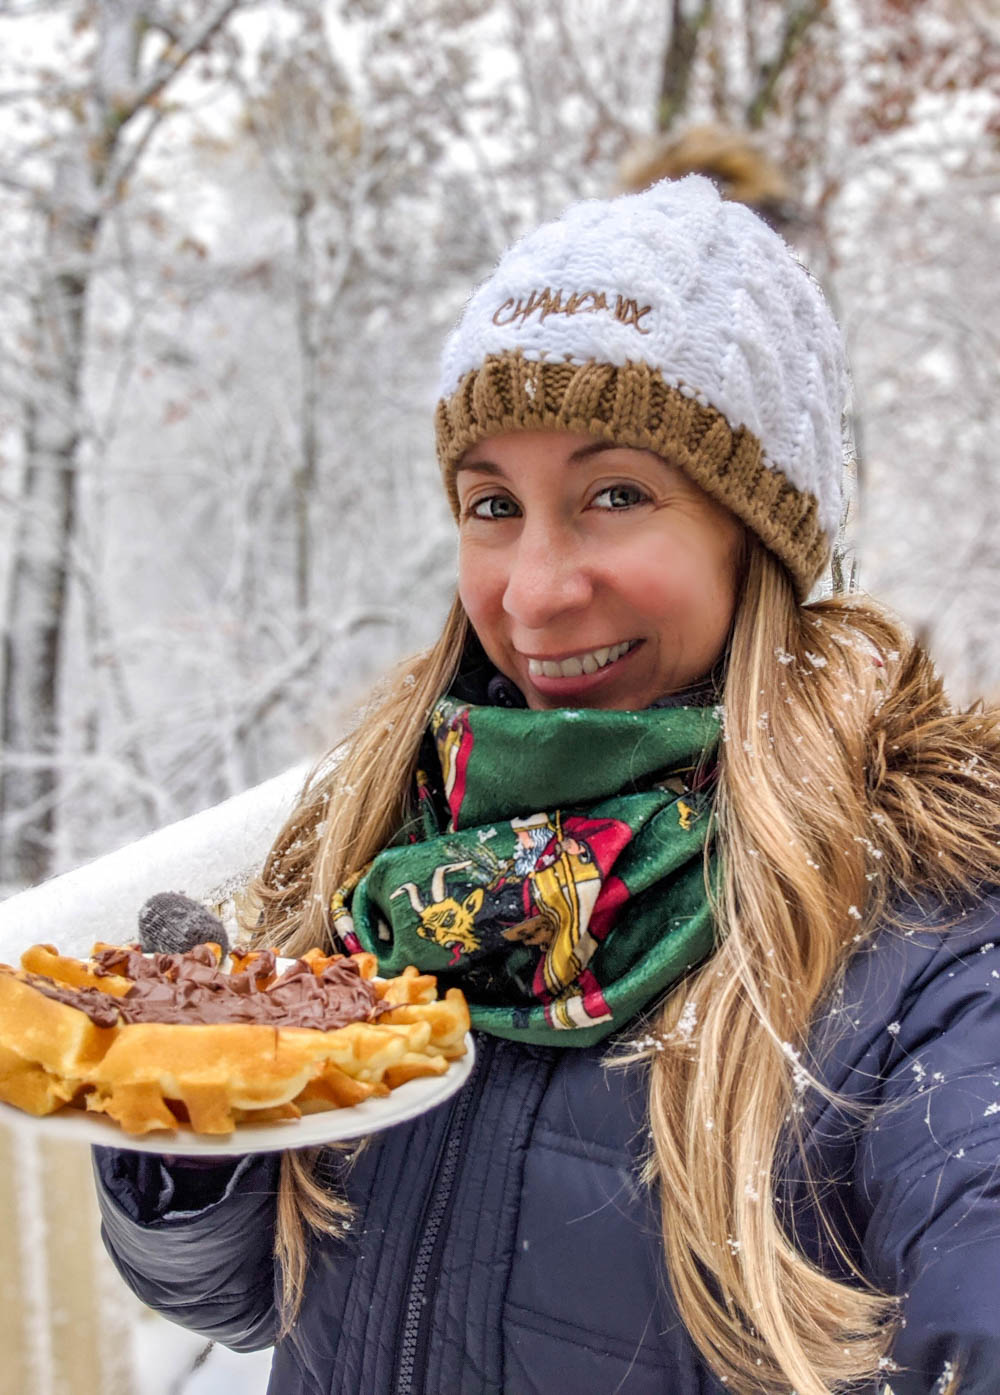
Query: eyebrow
454 442 626 475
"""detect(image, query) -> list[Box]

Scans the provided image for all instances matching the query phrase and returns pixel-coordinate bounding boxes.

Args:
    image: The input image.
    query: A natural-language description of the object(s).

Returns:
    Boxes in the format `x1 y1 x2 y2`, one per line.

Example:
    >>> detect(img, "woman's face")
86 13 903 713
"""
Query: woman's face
456 431 744 712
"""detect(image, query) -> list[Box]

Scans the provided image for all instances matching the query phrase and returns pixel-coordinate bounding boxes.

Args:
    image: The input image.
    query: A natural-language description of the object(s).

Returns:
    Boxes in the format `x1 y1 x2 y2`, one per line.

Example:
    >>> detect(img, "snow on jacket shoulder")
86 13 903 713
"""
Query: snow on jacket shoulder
94 892 1000 1395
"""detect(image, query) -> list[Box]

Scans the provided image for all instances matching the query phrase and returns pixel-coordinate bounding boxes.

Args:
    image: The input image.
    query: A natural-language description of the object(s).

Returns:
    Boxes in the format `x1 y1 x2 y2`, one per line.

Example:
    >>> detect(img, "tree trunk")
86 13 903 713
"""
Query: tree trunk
0 152 96 887
659 0 714 132
293 191 320 623
0 0 244 886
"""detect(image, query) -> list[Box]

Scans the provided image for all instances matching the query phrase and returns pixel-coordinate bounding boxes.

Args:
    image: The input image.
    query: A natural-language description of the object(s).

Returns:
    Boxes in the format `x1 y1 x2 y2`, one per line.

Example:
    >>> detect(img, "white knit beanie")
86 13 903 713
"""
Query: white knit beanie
435 175 847 596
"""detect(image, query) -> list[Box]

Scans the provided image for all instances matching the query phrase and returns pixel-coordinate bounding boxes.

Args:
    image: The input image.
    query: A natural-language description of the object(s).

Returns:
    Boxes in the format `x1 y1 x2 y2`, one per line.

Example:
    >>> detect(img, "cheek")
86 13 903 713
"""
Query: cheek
618 545 699 615
698 545 741 642
458 546 503 633
625 532 738 633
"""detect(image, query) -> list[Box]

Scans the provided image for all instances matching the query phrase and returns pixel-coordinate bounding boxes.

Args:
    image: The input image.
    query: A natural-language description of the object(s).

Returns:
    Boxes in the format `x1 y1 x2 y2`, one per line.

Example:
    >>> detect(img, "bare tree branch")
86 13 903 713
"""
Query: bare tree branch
746 0 826 129
115 0 246 124
105 100 171 203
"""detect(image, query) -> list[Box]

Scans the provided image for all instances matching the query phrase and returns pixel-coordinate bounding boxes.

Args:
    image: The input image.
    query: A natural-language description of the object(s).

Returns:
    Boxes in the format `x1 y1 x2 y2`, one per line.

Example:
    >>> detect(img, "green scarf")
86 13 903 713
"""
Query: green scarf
332 696 720 1047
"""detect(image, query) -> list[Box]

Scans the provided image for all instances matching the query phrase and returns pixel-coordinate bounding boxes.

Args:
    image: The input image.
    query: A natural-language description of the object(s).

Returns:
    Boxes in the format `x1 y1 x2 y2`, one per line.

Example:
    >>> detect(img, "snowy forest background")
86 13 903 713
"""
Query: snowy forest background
0 0 998 897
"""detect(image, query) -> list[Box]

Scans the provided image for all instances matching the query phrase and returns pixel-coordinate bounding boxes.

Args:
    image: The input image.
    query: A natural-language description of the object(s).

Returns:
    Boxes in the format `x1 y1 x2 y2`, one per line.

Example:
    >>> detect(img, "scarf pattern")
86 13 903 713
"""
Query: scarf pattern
331 696 720 1046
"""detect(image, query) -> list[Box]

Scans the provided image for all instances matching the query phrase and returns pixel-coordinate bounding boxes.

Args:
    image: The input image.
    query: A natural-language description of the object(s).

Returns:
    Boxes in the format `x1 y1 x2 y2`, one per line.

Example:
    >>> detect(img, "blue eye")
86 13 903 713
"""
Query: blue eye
593 484 647 509
470 495 520 520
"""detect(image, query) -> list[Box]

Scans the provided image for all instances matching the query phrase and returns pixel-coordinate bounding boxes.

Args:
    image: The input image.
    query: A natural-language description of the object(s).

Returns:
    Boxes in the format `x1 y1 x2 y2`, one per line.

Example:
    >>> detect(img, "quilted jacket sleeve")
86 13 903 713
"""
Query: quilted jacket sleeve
93 1146 281 1352
855 909 1000 1393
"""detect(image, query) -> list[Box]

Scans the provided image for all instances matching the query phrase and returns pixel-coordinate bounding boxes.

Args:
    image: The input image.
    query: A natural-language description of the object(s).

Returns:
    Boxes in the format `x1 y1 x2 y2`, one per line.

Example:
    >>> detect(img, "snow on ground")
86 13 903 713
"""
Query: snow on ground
133 1309 271 1395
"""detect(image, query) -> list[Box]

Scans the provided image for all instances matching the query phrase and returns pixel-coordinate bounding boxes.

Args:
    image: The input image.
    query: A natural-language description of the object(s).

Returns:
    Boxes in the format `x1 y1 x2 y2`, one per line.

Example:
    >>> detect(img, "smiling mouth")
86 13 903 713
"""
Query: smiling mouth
526 639 640 679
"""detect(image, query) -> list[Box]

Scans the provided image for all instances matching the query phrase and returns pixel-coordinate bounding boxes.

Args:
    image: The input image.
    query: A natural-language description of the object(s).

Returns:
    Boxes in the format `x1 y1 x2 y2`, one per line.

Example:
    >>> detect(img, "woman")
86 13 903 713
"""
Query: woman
95 176 1000 1395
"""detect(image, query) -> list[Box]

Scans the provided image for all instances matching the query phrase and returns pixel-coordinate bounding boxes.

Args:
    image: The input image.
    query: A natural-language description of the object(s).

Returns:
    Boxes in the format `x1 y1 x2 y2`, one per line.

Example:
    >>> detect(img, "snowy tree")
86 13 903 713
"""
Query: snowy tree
612 0 1000 690
0 0 996 890
0 0 249 888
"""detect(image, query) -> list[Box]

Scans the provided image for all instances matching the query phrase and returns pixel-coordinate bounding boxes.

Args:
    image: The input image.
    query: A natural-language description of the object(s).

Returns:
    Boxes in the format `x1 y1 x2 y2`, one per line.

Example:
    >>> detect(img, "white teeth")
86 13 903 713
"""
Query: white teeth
528 641 635 679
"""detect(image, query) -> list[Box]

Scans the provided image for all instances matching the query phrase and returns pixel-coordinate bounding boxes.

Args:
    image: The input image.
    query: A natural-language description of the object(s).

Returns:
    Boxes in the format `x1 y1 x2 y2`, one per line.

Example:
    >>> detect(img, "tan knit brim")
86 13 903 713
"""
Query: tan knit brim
435 353 829 598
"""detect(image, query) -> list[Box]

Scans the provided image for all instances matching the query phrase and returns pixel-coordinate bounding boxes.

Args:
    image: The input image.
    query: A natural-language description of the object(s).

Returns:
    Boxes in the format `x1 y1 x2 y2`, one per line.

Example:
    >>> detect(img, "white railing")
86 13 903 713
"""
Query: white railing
0 762 310 958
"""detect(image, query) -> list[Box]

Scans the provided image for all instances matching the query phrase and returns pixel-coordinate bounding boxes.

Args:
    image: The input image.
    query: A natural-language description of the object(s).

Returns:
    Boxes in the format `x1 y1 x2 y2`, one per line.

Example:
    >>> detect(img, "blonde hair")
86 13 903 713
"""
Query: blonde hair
250 596 468 1322
249 543 1000 1392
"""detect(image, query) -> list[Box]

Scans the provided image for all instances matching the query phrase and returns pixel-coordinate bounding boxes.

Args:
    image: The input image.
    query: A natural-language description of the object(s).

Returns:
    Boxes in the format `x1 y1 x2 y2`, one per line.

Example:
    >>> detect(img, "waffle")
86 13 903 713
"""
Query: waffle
0 944 469 1136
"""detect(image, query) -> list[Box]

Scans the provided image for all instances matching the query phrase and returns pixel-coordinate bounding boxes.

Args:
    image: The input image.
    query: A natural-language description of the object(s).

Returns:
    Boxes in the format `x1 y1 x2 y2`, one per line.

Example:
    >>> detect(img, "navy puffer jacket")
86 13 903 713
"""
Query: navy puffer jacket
95 895 1000 1394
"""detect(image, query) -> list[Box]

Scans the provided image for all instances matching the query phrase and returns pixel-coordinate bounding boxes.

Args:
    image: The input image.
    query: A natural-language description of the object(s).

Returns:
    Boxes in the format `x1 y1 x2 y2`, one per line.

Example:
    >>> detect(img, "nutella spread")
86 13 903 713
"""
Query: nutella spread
31 947 385 1031
24 973 121 1028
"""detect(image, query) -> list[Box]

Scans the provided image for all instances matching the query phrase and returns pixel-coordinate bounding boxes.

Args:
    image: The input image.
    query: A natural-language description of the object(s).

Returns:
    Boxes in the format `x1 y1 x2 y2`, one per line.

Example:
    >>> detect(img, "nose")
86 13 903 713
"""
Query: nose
502 518 593 630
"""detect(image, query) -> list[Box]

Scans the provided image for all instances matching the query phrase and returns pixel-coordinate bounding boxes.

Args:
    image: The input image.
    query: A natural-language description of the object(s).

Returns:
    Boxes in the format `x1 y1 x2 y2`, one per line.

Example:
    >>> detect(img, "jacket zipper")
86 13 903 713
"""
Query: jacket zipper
394 1033 495 1395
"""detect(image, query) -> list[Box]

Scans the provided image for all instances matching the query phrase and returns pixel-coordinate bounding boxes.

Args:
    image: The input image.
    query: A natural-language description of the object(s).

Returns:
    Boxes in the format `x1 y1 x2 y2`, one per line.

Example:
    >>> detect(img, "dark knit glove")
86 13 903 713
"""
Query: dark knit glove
137 891 231 957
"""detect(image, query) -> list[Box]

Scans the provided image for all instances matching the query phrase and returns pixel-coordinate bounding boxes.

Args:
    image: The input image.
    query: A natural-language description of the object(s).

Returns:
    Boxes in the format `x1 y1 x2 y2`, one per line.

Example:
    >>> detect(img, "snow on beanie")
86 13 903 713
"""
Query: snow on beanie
435 174 847 597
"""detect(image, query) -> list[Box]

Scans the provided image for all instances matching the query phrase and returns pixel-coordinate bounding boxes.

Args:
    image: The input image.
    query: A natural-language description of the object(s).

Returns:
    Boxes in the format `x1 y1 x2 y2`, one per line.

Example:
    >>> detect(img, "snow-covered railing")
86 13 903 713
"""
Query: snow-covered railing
0 761 310 960
0 762 310 1395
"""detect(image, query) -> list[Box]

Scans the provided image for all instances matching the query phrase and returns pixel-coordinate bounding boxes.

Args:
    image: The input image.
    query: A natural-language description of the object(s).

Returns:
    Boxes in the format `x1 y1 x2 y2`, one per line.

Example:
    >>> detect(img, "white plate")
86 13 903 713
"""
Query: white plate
1 951 475 1155
0 1034 475 1155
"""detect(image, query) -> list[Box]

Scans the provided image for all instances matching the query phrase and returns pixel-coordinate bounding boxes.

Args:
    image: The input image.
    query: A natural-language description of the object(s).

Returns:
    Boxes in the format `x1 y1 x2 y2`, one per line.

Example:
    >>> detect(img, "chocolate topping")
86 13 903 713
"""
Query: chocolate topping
24 973 121 1028
32 946 384 1030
